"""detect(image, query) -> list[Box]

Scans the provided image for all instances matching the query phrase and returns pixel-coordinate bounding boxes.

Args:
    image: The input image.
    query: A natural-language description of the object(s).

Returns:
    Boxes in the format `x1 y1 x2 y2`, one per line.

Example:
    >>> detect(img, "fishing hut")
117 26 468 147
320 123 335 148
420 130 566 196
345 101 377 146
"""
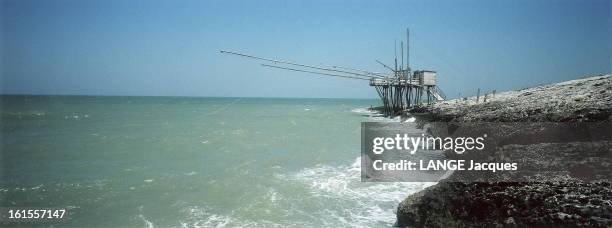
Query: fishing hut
220 29 446 116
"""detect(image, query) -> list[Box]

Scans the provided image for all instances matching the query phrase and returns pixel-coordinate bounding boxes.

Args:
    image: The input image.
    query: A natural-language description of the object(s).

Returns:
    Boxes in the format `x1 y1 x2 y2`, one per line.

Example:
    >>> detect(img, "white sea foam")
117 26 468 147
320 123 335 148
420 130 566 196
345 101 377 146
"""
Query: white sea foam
176 206 268 228
139 214 155 228
138 206 155 228
351 107 402 123
171 157 433 227
404 117 416 123
280 157 436 227
350 107 376 114
291 157 434 201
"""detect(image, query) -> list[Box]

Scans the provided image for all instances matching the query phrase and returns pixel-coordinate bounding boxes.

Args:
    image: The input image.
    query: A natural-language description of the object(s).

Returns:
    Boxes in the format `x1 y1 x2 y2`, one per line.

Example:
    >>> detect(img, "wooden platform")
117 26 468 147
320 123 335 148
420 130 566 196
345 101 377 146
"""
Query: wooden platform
369 77 445 116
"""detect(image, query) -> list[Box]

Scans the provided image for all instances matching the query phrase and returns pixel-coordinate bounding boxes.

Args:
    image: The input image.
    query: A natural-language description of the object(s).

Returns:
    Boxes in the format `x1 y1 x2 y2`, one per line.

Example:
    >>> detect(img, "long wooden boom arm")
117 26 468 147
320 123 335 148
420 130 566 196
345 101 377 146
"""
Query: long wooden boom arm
220 50 386 79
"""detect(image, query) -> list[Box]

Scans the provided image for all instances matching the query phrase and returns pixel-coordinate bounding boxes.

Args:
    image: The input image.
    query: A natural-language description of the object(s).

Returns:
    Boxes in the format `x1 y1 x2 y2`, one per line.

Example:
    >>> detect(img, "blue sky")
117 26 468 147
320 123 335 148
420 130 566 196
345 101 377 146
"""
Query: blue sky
1 0 610 98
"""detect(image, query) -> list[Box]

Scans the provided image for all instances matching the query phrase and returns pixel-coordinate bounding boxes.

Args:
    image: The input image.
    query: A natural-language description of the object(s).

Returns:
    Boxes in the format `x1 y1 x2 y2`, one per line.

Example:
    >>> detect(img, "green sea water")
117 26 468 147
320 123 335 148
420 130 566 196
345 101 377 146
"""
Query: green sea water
0 96 433 227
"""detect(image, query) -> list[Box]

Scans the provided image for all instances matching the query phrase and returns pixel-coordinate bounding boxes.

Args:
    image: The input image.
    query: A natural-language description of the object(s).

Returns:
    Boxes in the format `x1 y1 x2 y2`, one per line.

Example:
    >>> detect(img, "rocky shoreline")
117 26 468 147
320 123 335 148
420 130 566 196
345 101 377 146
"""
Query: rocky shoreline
395 75 612 227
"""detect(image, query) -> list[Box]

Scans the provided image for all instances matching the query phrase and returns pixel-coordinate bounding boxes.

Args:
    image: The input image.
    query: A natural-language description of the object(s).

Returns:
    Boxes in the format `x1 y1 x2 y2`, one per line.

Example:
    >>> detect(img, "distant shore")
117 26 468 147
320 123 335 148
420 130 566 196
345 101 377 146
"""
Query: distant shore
395 74 612 227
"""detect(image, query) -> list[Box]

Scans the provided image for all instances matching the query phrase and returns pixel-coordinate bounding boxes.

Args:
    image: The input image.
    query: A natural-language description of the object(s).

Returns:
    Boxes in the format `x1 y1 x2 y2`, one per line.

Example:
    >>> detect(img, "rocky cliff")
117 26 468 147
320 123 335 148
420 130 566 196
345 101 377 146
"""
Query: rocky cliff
396 75 612 227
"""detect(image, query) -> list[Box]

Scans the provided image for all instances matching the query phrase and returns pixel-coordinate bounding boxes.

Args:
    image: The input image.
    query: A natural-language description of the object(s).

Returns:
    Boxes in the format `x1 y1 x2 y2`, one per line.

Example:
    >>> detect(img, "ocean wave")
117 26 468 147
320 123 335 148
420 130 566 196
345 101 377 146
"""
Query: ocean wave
138 206 155 228
175 206 280 228
290 157 434 201
403 117 416 123
279 157 436 227
350 108 376 114
1 111 47 119
351 107 402 123
169 157 434 227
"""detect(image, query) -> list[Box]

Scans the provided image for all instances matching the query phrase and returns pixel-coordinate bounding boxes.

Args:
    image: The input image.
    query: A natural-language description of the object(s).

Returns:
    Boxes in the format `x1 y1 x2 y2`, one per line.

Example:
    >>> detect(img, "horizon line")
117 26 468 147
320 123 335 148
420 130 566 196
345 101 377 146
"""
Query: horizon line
0 93 380 100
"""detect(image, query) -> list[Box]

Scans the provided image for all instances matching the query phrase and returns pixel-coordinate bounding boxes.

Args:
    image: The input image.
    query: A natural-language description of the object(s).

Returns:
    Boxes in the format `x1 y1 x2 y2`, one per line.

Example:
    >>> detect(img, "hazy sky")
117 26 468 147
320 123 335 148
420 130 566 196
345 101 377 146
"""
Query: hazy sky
1 0 610 98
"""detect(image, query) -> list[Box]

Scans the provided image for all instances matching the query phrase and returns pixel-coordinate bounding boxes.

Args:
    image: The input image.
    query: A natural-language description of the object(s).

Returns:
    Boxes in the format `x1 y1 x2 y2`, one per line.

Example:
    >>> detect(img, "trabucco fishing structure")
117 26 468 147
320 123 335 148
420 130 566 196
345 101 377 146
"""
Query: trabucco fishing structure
220 28 446 116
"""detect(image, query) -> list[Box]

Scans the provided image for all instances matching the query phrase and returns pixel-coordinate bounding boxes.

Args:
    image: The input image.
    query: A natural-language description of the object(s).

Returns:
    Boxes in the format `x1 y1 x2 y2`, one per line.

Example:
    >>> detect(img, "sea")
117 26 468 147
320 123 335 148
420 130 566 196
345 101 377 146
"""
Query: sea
0 96 434 227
